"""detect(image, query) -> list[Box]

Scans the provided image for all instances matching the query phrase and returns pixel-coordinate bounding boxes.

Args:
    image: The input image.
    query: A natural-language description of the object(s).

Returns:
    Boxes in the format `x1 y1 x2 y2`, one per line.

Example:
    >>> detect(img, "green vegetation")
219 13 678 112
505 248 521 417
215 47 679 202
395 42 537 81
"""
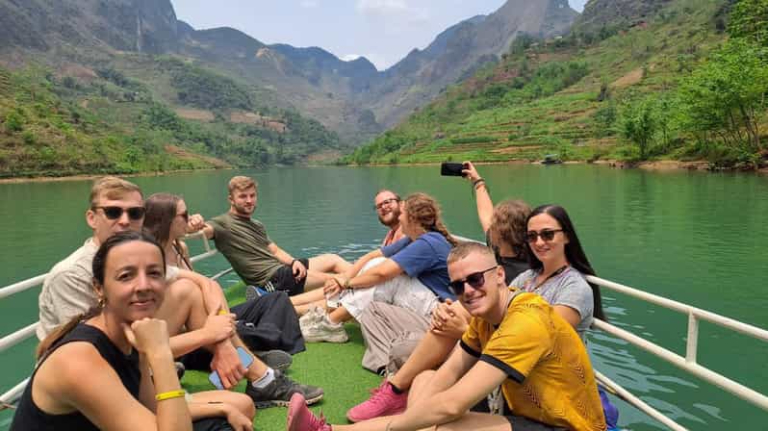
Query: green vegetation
342 0 768 170
0 55 345 178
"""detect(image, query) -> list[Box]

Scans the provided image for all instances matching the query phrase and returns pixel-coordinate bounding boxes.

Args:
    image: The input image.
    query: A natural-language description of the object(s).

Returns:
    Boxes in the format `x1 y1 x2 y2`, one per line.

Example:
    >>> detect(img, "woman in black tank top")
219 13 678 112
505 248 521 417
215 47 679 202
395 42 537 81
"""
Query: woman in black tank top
11 231 251 431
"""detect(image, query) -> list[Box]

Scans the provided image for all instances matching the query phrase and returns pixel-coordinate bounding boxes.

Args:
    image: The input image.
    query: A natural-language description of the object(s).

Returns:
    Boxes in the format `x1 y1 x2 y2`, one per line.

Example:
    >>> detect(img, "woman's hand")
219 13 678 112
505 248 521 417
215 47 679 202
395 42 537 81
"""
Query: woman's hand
224 405 254 431
123 318 171 355
203 307 236 344
462 161 482 182
323 275 346 297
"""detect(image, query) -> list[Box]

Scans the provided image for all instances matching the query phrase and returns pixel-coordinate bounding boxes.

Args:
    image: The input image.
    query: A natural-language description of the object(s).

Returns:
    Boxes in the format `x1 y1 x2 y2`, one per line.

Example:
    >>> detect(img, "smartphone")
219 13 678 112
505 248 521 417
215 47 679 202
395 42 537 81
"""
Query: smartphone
440 162 466 177
208 346 254 390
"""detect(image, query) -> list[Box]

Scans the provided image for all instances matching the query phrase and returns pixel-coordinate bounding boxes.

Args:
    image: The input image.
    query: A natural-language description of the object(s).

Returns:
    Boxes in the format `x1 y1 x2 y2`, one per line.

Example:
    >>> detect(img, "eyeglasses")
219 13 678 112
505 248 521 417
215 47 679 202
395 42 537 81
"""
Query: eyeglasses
177 211 189 222
373 198 400 211
448 265 498 296
94 206 146 221
526 229 563 243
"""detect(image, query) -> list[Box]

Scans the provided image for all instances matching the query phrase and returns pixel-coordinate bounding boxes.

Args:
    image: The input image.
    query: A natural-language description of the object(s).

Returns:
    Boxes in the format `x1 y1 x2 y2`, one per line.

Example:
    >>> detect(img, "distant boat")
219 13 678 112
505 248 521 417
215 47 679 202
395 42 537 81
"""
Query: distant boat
541 154 562 165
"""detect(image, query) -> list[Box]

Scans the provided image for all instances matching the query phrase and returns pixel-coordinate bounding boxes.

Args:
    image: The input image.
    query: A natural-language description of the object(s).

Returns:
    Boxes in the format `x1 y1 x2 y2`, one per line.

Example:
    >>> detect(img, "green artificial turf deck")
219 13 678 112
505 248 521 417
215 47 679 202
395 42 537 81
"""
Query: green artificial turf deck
181 284 381 430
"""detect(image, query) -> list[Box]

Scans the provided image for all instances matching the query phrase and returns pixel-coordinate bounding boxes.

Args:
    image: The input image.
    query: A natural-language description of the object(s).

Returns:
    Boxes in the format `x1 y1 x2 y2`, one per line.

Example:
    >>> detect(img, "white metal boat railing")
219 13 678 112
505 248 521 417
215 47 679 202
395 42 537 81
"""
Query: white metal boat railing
1 235 766 430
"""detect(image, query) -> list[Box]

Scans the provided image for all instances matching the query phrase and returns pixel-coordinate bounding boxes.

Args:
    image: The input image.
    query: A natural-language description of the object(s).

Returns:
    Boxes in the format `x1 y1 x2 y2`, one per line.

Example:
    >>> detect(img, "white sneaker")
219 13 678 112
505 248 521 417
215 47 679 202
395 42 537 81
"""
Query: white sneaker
302 314 349 343
299 306 323 329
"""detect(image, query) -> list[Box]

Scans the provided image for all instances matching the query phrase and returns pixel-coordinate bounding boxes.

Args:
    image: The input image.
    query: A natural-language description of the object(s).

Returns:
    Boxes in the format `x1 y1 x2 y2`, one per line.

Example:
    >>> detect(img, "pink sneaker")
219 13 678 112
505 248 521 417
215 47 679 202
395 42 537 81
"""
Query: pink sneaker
287 393 331 431
346 380 408 423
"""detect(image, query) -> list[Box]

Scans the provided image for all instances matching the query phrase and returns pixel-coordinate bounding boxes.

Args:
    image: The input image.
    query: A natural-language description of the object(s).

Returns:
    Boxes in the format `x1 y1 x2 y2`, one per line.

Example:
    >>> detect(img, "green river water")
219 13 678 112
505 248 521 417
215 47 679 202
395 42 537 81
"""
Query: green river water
1 164 766 429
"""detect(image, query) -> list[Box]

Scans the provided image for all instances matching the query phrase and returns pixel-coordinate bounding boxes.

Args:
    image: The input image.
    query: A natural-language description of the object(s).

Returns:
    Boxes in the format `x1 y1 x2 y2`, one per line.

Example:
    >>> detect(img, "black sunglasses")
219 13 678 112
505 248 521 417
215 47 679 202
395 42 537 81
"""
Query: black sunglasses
526 229 563 243
448 265 498 296
373 198 400 211
94 206 146 221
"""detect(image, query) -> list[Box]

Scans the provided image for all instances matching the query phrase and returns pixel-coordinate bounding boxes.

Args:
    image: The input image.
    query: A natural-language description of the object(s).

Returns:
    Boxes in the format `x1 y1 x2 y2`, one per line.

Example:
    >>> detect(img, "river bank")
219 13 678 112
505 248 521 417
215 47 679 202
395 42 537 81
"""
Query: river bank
0 167 233 184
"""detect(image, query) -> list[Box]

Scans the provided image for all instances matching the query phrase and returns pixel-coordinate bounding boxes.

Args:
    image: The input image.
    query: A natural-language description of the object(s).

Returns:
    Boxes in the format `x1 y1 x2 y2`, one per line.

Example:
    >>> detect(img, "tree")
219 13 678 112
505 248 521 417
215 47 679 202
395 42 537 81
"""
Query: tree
619 98 656 160
729 0 768 47
677 40 768 152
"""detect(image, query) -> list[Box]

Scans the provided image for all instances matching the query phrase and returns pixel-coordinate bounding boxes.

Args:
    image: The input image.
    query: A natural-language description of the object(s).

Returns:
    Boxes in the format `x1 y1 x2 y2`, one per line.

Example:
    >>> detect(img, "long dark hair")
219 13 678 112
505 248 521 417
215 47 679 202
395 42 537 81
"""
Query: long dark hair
525 204 606 321
143 193 181 248
36 231 165 358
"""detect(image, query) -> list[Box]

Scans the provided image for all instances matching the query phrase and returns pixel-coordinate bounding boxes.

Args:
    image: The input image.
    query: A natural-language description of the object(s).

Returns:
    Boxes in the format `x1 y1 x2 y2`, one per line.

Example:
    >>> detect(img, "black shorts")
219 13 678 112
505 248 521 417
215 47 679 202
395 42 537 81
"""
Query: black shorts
504 415 565 431
268 258 309 296
193 418 233 431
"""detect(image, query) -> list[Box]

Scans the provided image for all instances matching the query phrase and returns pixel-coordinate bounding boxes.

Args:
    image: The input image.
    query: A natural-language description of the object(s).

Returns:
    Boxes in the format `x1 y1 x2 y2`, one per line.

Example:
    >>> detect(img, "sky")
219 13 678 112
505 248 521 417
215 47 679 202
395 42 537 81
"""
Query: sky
171 0 589 71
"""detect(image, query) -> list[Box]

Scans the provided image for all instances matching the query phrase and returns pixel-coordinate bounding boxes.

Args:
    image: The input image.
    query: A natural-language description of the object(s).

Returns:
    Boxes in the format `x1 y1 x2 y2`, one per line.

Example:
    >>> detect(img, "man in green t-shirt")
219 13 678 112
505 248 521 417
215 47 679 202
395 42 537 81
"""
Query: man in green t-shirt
203 176 350 299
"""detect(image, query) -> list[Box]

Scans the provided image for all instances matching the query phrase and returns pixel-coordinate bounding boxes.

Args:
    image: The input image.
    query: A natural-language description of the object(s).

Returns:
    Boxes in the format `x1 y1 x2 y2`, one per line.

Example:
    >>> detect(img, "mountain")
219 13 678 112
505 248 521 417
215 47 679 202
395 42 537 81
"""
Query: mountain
573 0 674 33
343 0 750 168
367 0 578 128
0 0 582 177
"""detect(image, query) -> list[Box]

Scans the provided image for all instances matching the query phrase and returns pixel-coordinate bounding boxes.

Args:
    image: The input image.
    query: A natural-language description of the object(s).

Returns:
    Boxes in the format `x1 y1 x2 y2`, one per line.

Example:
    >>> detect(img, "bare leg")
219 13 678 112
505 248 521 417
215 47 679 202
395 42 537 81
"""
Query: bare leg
158 278 270 381
390 332 459 391
304 270 335 290
191 391 256 419
289 288 325 306
328 305 353 324
156 278 208 336
308 254 352 273
294 299 326 316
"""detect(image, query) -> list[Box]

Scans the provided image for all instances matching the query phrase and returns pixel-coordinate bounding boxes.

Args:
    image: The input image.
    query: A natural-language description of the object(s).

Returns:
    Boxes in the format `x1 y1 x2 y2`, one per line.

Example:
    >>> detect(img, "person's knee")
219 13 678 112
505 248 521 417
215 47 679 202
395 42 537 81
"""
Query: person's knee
167 278 201 303
231 392 256 419
411 369 437 391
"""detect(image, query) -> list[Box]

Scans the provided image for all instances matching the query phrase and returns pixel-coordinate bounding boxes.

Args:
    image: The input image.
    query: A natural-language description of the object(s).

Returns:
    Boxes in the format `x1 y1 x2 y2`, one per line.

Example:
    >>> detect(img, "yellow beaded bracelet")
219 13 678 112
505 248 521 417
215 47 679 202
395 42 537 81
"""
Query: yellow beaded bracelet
155 390 186 402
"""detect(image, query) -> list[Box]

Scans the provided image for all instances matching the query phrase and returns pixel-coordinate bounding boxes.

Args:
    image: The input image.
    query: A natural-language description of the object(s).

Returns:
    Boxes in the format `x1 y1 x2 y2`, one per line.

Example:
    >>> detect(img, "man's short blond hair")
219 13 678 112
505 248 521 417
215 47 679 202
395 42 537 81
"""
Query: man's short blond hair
228 176 258 195
89 176 142 208
447 242 496 266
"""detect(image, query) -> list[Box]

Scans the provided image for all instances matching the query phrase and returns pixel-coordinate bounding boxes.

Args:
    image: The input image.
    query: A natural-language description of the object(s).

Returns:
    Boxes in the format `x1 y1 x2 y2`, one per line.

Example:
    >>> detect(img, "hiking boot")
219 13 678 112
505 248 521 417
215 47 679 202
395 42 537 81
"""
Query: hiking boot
299 305 323 329
346 380 408 422
302 313 349 343
254 350 292 372
287 393 331 431
246 370 324 409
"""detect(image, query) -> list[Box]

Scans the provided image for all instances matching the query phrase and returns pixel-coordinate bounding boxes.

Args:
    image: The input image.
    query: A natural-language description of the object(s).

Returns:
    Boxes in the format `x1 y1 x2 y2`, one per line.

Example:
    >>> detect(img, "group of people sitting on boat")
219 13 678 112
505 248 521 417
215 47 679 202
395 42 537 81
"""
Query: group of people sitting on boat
11 162 618 431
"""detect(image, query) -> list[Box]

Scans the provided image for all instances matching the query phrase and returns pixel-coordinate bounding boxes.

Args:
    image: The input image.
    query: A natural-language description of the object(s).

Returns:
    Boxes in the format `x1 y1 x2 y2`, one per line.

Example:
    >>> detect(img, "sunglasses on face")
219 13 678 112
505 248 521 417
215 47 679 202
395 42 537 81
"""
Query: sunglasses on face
448 265 498 296
526 229 563 243
178 210 189 222
373 198 400 211
94 206 146 221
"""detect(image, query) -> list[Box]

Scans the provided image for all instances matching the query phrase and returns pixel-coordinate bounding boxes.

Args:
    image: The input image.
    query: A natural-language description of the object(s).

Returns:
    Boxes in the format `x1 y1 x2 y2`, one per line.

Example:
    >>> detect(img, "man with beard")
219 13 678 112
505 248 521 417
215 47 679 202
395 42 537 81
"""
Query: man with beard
202 176 350 298
374 189 404 246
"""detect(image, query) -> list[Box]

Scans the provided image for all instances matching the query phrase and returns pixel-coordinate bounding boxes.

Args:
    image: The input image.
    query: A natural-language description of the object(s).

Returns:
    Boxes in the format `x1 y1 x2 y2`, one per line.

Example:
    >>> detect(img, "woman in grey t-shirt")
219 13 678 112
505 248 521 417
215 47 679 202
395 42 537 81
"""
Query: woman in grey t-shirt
509 204 606 339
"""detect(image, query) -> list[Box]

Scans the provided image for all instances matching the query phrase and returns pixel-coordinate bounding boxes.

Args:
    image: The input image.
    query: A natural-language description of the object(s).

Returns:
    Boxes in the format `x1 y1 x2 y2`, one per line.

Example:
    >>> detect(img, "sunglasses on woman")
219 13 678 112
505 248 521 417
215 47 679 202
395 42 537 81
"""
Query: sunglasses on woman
448 265 498 296
94 206 146 221
525 229 563 243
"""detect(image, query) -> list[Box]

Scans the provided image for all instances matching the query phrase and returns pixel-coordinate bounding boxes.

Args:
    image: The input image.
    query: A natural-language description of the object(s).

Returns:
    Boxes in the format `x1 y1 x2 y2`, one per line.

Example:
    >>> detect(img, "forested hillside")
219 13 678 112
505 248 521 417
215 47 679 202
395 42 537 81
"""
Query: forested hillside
0 55 346 178
344 0 768 170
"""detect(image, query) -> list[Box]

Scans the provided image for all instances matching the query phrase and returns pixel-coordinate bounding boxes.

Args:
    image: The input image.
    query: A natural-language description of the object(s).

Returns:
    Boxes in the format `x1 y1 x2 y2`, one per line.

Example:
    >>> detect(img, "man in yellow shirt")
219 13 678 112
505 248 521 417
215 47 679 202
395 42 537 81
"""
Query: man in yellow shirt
288 242 606 430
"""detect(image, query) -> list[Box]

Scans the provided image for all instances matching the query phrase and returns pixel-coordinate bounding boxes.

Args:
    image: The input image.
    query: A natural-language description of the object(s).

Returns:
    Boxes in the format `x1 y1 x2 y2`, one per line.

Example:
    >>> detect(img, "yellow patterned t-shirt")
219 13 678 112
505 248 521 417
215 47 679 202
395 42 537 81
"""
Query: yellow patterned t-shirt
460 290 606 430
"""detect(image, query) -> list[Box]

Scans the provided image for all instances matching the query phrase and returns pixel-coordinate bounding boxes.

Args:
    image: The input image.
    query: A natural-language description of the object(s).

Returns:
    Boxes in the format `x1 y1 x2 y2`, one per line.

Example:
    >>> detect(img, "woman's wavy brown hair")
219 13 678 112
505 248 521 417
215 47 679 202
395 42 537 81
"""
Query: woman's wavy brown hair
489 199 531 260
403 193 458 247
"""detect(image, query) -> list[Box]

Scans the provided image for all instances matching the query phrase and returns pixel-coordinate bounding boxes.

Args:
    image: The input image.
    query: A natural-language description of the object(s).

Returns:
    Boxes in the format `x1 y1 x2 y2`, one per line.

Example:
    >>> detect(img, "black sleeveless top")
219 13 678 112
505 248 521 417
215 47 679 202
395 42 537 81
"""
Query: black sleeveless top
10 324 141 431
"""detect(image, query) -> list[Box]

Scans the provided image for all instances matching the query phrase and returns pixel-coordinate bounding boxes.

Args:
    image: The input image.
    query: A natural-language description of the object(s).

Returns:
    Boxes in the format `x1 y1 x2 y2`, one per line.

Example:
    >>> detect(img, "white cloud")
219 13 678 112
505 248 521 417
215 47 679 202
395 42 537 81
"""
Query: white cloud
300 0 318 8
341 54 362 61
356 0 429 23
